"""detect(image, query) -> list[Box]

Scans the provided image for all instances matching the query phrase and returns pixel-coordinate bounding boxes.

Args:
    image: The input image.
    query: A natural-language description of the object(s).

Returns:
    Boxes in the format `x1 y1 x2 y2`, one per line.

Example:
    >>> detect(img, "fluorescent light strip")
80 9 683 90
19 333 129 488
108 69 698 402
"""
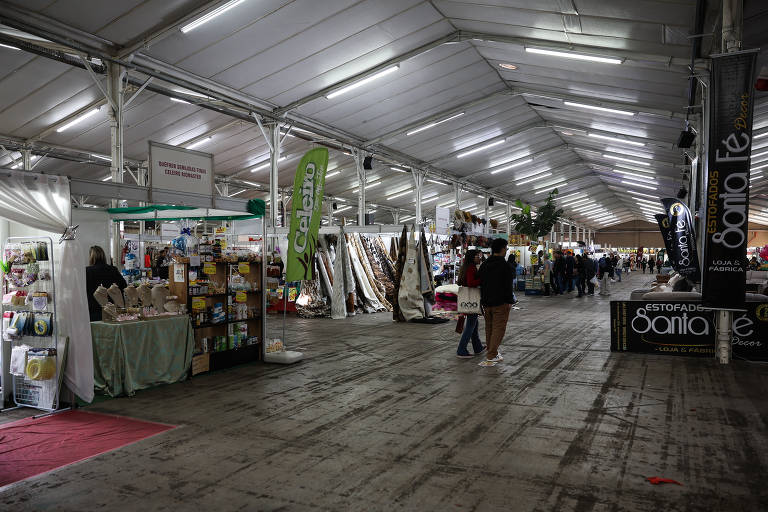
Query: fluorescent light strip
56 107 100 132
752 149 768 159
557 192 580 200
456 139 505 158
186 136 212 150
91 154 111 161
0 43 21 51
427 179 447 185
406 112 465 136
589 133 644 146
603 154 651 166
622 180 656 190
620 174 658 185
181 0 247 33
752 162 768 171
335 206 351 213
633 198 662 207
423 196 440 203
101 175 112 182
755 132 768 140
564 101 634 116
627 190 659 200
390 166 407 173
251 156 286 172
535 182 567 194
170 97 191 104
352 181 381 193
326 65 399 99
230 189 246 197
387 189 413 200
491 158 533 174
525 47 622 64
325 171 340 178
516 172 551 185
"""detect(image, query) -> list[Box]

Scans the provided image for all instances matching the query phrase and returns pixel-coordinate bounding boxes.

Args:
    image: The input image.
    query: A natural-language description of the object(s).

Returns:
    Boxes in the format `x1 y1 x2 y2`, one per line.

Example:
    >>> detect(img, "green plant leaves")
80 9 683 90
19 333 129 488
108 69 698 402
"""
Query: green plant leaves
509 188 563 239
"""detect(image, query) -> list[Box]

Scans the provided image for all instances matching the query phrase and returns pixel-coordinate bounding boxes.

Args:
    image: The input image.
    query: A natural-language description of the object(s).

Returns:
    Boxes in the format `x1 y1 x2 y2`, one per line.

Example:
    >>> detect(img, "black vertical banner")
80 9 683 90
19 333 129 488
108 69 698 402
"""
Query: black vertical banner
703 51 758 308
654 214 678 271
660 198 701 281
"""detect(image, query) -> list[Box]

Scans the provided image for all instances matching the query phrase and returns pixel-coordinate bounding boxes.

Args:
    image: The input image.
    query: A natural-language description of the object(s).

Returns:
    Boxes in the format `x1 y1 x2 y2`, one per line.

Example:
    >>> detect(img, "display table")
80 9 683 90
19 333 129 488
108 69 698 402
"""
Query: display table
91 316 195 397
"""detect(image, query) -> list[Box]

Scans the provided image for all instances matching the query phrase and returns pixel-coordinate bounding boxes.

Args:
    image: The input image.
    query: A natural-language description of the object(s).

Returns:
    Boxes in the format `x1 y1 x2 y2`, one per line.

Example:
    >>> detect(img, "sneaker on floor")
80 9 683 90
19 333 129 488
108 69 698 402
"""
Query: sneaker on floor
456 353 474 359
478 359 497 367
491 353 503 362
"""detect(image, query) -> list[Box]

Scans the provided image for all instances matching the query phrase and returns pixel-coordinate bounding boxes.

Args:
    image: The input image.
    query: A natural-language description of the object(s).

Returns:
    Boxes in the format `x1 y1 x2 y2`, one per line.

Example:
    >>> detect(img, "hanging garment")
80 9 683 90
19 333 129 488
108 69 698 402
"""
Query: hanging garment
392 225 409 322
353 234 391 311
398 229 425 321
331 230 349 319
346 234 383 312
315 252 333 301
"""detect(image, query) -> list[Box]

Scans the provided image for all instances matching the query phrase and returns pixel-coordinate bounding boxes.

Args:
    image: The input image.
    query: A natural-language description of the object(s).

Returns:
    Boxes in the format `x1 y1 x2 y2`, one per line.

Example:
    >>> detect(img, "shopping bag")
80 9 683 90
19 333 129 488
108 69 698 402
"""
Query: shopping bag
455 314 466 334
590 276 598 285
457 286 482 314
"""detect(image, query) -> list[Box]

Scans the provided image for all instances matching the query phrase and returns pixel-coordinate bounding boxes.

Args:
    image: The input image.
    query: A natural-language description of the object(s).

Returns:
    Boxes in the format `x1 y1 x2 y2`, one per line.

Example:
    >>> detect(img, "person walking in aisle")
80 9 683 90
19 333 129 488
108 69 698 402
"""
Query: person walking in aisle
575 254 586 297
553 251 566 295
648 257 655 274
614 254 623 282
641 257 647 273
656 257 663 272
542 254 553 296
584 253 597 295
507 252 519 304
478 238 515 367
565 251 578 293
598 254 612 296
455 250 485 359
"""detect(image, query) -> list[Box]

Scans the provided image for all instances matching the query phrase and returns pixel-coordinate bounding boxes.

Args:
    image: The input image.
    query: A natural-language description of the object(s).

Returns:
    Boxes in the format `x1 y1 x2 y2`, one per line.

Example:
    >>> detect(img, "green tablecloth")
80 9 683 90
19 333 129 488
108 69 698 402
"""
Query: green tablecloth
91 316 195 397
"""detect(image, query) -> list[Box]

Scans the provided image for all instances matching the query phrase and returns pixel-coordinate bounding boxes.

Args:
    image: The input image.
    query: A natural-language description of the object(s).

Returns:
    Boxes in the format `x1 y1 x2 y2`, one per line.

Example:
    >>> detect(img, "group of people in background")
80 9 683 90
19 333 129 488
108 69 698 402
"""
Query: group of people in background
639 256 664 274
538 250 597 297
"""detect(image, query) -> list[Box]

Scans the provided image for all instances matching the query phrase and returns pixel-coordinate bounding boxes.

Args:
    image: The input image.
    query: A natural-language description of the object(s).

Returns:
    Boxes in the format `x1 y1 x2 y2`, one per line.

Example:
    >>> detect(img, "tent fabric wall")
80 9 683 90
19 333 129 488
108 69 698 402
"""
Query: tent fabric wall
0 170 94 403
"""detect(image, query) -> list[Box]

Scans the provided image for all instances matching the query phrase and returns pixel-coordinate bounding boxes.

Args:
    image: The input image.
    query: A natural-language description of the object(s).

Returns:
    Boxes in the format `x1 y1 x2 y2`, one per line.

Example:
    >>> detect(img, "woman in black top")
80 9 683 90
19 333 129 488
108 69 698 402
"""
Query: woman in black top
85 245 127 321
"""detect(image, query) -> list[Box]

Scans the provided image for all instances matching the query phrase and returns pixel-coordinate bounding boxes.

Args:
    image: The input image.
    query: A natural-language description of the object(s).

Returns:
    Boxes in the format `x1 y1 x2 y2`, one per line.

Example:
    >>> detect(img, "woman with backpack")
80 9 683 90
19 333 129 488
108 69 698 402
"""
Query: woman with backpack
456 250 486 358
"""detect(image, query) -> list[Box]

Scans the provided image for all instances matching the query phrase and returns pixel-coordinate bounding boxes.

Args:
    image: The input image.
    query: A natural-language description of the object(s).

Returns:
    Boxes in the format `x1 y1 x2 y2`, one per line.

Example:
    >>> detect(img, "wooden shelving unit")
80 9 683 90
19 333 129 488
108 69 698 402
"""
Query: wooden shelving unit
169 254 265 373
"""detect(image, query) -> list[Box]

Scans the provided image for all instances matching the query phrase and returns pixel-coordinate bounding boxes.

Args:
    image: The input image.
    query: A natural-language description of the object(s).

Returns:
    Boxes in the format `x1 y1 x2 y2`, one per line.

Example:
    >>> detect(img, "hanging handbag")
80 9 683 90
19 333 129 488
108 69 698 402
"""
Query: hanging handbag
457 286 482 314
455 314 466 334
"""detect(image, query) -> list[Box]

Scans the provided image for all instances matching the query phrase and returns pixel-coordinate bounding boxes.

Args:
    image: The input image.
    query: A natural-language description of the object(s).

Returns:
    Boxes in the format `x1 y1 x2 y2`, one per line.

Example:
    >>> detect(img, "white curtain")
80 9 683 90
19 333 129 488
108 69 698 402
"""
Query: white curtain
0 170 94 403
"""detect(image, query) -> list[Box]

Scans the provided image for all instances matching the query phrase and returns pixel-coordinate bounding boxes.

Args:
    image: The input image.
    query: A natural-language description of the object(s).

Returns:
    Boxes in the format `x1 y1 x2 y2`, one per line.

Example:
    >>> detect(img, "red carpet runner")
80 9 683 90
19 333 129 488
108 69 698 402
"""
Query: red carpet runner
0 409 175 487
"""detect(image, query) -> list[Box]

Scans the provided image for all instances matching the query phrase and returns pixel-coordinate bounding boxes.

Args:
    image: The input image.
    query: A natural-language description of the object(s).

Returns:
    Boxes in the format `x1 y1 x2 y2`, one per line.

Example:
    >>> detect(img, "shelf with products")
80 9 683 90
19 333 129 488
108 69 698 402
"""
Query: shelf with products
1 237 61 412
168 242 265 373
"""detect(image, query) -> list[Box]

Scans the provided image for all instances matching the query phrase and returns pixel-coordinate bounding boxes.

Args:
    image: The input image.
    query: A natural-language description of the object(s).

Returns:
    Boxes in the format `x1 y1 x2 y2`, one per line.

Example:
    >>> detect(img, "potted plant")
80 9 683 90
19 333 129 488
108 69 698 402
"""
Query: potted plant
510 189 564 241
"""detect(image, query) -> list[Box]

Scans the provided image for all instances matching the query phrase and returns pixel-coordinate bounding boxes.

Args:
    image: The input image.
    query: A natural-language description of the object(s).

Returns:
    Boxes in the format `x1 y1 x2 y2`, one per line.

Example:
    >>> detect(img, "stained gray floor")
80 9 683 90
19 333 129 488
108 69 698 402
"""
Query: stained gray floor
2 271 767 511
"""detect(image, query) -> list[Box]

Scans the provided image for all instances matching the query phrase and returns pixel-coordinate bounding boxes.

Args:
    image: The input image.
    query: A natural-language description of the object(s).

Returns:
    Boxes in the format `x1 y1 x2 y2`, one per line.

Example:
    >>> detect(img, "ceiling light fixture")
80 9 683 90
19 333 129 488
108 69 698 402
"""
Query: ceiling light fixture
56 107 101 132
588 133 645 146
535 182 567 194
516 172 552 185
406 112 465 136
603 154 651 166
622 180 656 190
387 189 414 200
390 166 408 173
752 149 768 159
230 189 246 197
180 0 248 33
564 101 635 116
326 65 399 99
525 47 622 64
491 158 533 174
186 136 212 150
754 131 768 140
325 171 340 178
427 179 448 185
614 170 658 182
170 97 191 104
91 154 111 161
626 190 659 200
0 43 21 51
499 63 518 70
251 156 286 172
752 162 768 171
456 139 505 158
101 175 112 182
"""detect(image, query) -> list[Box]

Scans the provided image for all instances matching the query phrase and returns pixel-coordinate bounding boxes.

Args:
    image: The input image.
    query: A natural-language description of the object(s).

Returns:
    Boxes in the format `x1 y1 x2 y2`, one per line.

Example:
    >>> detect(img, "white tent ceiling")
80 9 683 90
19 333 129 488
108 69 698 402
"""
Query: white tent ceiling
0 0 767 228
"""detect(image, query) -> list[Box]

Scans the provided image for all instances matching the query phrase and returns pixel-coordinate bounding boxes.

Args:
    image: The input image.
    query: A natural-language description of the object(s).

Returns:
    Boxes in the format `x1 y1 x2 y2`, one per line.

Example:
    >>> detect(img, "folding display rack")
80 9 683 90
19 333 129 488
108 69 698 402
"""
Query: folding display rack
1 236 61 412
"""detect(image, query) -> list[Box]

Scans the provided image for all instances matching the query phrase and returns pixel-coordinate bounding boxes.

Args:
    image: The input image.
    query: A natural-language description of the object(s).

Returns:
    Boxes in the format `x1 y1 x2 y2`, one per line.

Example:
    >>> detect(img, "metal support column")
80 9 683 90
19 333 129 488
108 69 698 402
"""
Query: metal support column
268 123 281 252
327 201 333 226
413 170 424 225
506 202 512 236
453 183 461 210
559 221 564 248
393 209 400 225
355 151 366 226
22 149 31 170
107 62 124 267
484 195 490 232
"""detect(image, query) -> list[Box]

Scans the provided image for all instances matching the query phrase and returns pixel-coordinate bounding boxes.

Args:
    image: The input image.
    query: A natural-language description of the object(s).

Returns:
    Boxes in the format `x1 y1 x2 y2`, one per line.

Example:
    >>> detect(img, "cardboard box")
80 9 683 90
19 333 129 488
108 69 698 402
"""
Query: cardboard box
191 353 210 376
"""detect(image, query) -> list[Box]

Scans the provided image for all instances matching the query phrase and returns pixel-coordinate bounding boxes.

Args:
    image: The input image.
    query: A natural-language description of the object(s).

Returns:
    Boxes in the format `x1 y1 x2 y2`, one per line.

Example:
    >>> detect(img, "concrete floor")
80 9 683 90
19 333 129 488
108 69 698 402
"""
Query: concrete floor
2 271 767 511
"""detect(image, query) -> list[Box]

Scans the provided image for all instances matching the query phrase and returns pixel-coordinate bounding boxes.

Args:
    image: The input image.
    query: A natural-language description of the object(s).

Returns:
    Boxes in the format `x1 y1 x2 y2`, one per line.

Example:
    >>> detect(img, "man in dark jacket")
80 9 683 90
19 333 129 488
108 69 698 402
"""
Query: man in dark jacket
564 251 576 293
478 238 515 367
584 255 597 295
552 251 565 295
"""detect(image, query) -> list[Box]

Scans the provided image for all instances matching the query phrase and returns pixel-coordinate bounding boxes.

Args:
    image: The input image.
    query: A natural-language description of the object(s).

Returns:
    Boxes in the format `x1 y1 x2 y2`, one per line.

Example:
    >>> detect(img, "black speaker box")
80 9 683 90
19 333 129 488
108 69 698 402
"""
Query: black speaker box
488 197 494 206
363 156 373 170
677 129 696 148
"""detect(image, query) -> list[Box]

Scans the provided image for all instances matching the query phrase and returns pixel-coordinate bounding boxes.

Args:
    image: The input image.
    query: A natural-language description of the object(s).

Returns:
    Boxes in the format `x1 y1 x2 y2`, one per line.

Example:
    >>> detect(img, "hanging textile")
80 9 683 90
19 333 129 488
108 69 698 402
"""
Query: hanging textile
392 225 408 322
398 228 426 321
330 227 355 319
0 170 93 403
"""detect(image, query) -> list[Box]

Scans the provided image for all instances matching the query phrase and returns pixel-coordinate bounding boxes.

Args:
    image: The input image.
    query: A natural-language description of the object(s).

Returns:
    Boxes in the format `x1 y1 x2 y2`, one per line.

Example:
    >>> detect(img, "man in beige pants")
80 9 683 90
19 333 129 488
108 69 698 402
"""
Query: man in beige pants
477 238 515 367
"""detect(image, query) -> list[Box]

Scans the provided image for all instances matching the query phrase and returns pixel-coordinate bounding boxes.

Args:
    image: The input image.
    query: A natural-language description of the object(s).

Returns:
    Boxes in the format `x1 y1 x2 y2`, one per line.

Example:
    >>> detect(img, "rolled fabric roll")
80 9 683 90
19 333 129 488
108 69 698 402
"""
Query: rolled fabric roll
137 283 152 307
124 286 139 308
107 283 125 308
93 285 109 307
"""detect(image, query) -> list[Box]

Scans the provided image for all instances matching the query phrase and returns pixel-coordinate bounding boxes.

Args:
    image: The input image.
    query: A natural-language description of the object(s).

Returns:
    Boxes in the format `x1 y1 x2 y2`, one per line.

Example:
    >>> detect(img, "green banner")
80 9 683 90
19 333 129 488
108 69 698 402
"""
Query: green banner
285 148 328 282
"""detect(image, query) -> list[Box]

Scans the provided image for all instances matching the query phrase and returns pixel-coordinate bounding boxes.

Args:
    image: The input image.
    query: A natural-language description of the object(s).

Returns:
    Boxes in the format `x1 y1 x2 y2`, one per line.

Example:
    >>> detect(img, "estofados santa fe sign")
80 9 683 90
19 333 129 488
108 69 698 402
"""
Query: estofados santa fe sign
702 51 757 308
610 301 768 360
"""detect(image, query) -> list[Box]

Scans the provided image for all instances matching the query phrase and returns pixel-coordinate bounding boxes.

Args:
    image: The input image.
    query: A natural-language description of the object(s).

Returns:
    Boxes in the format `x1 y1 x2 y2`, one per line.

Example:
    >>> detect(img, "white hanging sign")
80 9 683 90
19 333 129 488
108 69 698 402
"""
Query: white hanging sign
148 141 214 201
